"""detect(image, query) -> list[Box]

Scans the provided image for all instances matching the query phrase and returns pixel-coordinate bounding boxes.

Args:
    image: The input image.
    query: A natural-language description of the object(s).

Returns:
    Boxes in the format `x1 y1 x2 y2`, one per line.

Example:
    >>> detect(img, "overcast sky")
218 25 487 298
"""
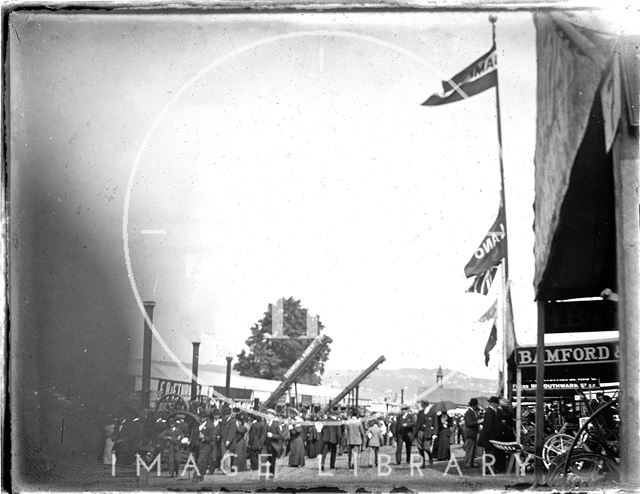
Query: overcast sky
124 11 539 380
13 11 541 380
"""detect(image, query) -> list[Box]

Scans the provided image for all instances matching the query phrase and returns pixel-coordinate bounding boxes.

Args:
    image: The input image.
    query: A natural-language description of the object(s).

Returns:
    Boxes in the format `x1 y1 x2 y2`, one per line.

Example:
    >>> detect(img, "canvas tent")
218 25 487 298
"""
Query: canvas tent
532 11 638 485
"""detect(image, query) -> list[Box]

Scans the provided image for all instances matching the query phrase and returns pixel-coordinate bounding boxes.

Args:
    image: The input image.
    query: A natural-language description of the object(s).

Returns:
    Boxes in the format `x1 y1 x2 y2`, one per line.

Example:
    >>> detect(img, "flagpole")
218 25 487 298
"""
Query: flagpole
490 15 511 400
490 14 509 279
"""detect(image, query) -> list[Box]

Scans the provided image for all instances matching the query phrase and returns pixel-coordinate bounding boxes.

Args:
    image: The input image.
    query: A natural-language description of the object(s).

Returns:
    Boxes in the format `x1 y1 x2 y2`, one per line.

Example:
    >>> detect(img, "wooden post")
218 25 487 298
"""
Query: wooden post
225 355 232 398
515 367 522 445
141 301 155 410
613 118 640 487
191 342 200 401
534 301 545 484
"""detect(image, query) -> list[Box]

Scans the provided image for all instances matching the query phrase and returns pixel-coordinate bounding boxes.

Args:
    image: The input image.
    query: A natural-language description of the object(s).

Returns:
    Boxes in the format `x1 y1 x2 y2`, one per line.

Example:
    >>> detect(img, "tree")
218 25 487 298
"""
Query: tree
234 297 331 385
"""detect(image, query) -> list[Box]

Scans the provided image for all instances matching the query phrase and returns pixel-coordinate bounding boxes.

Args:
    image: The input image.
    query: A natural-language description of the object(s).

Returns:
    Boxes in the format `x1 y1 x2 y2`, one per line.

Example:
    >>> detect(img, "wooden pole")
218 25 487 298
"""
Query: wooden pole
490 15 512 400
613 111 640 487
515 367 522 445
225 355 232 398
489 14 509 280
534 301 546 484
141 301 155 410
191 342 200 401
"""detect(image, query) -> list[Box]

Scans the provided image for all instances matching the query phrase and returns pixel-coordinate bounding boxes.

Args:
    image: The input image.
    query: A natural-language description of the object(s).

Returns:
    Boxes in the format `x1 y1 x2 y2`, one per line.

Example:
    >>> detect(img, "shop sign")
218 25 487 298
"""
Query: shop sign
520 379 600 390
517 341 619 367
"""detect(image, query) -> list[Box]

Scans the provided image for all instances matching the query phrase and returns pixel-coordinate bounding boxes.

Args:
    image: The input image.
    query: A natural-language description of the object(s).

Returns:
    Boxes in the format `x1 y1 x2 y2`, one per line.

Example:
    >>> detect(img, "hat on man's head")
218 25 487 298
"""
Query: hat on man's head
468 398 478 407
401 405 410 410
419 399 429 405
488 396 500 404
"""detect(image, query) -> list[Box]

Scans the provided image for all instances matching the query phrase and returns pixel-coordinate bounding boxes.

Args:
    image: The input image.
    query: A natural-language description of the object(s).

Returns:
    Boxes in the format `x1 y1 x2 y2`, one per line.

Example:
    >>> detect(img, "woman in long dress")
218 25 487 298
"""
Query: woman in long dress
288 422 306 467
233 413 249 472
305 419 318 459
435 413 452 461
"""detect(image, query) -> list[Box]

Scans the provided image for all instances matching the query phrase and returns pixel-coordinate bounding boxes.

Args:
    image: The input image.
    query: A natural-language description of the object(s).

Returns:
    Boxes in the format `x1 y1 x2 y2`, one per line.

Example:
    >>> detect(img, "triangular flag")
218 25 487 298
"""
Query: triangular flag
484 322 498 366
422 45 498 106
478 299 498 322
464 202 507 278
504 284 518 358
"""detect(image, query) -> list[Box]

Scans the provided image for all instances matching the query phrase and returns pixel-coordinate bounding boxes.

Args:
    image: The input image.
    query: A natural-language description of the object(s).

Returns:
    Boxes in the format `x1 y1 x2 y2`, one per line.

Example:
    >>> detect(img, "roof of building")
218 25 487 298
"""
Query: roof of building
419 385 491 406
128 358 355 399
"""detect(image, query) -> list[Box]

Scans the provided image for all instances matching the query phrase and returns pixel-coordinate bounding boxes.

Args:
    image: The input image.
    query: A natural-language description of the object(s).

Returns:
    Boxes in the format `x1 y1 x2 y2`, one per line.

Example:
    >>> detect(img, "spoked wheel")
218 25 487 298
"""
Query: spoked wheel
155 393 188 414
190 395 215 416
543 433 574 469
547 451 619 489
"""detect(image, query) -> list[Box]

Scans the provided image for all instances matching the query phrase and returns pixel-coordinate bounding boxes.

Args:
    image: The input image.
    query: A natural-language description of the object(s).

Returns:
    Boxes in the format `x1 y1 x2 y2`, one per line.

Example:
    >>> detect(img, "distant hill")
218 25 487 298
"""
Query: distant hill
187 361 497 402
321 367 497 402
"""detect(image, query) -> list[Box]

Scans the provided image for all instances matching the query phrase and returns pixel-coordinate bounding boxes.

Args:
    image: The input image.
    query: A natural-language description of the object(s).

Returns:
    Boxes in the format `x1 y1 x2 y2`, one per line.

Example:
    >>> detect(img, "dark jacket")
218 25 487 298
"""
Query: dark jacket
464 408 480 439
478 406 500 448
394 412 415 437
219 415 237 450
264 420 282 456
321 420 342 445
248 420 266 451
200 418 217 444
415 408 436 438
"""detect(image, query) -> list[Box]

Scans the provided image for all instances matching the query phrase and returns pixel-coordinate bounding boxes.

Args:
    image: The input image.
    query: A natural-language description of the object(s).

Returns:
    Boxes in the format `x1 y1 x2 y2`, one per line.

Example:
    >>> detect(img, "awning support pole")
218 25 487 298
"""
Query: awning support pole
534 301 545 485
515 367 522 445
613 119 640 487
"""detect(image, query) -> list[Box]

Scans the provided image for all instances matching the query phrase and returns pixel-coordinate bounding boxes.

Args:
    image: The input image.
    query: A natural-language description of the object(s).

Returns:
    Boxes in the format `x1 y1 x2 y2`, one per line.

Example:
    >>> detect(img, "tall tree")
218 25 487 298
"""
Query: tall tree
234 297 330 385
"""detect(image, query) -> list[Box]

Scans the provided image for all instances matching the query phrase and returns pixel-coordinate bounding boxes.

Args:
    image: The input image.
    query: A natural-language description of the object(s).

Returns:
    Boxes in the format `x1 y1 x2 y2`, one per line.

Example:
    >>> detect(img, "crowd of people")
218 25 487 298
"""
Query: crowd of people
105 396 520 479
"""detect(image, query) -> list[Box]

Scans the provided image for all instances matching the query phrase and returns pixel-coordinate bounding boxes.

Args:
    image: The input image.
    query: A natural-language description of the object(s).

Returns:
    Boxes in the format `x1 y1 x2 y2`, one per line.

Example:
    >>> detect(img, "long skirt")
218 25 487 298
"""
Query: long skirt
436 429 451 461
288 435 306 467
234 439 248 472
306 439 318 459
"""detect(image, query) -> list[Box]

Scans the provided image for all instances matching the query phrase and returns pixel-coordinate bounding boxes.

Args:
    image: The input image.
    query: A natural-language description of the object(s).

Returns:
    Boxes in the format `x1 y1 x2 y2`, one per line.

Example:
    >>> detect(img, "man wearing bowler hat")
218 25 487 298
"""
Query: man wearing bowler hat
463 398 481 468
262 409 282 478
478 396 503 471
414 399 436 467
394 405 415 465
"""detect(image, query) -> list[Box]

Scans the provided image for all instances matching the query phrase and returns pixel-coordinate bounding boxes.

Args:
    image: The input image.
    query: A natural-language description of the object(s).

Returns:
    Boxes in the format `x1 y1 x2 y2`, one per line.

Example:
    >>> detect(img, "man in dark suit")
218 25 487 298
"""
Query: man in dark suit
196 410 218 479
414 400 436 467
247 416 266 470
321 408 342 470
478 396 504 472
219 404 238 471
394 405 415 465
463 398 480 468
262 409 282 478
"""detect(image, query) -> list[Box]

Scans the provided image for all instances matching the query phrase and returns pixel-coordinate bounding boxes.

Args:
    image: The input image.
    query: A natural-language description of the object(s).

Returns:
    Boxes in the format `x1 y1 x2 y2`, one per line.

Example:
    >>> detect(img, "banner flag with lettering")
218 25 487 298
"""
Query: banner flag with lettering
484 321 498 366
467 265 498 295
478 299 498 322
464 202 507 278
422 45 497 106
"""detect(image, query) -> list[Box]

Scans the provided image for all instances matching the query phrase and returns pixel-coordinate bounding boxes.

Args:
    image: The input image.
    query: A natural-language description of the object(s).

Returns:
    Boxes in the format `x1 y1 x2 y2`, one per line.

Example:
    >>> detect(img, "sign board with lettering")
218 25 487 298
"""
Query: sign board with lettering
520 378 600 390
544 300 616 334
516 340 619 367
517 339 619 384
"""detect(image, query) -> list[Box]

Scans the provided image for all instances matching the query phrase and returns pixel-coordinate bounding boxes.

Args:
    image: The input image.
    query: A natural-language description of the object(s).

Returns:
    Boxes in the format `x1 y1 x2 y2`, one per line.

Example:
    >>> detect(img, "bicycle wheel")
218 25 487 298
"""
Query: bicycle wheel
547 451 619 489
543 433 574 469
